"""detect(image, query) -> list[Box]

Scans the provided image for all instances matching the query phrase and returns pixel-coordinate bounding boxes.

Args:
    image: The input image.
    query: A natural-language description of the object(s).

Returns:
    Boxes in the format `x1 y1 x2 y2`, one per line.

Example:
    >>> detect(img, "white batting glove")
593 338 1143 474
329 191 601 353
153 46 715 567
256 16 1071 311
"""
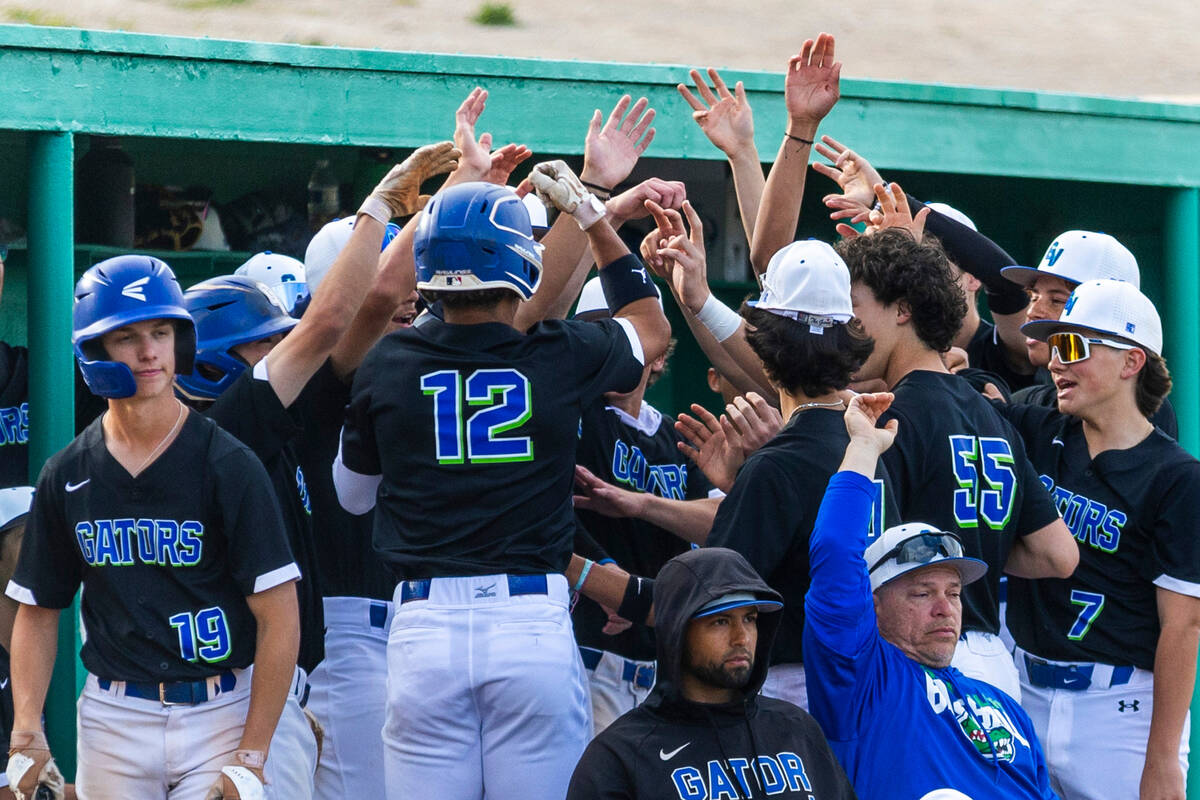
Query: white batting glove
6 730 65 800
204 750 267 800
528 160 607 230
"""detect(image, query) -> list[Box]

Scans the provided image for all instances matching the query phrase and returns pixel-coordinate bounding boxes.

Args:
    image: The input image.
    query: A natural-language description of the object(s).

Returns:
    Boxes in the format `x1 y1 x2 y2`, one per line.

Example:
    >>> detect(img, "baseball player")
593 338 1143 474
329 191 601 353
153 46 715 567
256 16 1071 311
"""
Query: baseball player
0 250 29 489
334 170 670 798
6 255 300 800
804 392 1055 800
1003 230 1178 437
835 198 1077 698
234 251 310 316
1000 279 1200 799
0 487 33 798
569 277 720 733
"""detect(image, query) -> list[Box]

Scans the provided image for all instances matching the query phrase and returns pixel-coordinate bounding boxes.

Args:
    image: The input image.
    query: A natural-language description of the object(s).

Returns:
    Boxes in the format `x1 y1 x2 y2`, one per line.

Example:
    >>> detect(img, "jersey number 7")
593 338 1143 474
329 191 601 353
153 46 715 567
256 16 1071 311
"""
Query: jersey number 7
949 435 1017 530
421 368 534 465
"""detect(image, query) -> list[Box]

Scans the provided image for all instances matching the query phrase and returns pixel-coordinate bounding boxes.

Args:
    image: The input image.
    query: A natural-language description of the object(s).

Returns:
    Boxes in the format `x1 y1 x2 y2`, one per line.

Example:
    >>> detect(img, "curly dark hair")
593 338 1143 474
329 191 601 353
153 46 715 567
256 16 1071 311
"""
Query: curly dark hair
836 229 966 353
741 305 874 396
420 287 514 310
1135 352 1172 419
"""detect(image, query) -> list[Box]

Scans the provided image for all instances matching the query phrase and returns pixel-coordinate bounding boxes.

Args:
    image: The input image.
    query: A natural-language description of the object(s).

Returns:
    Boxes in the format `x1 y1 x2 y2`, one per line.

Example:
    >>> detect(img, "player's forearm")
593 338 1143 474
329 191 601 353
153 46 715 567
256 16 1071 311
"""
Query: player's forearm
636 495 721 545
568 556 655 627
750 126 816 276
1145 608 1200 773
1002 520 1078 579
241 585 300 754
675 290 774 397
586 217 631 268
10 604 60 730
727 148 765 243
514 213 591 328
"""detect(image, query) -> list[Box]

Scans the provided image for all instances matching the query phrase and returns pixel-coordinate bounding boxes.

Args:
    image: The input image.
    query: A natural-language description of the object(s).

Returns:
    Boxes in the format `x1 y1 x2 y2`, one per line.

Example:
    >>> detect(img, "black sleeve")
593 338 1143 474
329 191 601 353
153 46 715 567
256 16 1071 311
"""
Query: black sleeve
908 194 1029 315
573 517 613 564
565 319 645 403
339 351 383 476
205 371 301 466
707 455 800 579
212 442 298 595
565 738 636 800
1145 458 1200 592
10 460 82 608
1009 423 1062 537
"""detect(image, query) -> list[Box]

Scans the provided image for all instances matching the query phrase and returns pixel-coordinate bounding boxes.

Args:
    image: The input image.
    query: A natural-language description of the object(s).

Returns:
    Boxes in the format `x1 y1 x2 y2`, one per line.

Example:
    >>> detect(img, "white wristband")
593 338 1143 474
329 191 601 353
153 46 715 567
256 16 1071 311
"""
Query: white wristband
357 195 392 226
573 193 608 231
695 294 742 342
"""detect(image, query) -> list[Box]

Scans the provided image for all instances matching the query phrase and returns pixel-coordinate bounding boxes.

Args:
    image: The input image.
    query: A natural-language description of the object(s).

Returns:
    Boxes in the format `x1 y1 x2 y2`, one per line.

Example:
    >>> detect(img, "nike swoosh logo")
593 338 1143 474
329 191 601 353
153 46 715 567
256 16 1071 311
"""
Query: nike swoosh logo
659 742 690 761
66 479 90 492
0 679 8 690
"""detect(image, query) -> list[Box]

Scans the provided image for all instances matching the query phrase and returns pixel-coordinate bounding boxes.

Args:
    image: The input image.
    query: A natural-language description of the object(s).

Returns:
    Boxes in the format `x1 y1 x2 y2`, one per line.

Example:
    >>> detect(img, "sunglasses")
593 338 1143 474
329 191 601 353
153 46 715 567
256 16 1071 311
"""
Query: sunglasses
1047 331 1137 365
869 532 965 575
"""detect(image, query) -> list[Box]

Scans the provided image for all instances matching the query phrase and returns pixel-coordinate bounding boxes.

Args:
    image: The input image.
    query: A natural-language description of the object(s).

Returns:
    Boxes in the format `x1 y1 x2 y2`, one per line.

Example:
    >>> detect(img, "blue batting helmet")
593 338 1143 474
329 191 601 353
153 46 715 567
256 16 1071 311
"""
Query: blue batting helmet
175 275 298 400
414 182 543 301
73 255 196 399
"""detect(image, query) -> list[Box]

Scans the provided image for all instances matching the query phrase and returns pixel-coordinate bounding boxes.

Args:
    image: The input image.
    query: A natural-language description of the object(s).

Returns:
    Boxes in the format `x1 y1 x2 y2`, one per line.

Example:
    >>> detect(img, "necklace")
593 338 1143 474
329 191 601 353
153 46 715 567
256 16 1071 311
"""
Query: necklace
793 399 845 412
132 401 185 476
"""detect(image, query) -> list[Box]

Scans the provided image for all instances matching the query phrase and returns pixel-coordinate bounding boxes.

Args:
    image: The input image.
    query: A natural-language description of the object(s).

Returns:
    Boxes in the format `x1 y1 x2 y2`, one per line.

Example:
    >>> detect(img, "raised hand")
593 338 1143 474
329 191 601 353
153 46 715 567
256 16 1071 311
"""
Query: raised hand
785 33 841 133
678 67 755 159
723 392 783 456
814 134 884 222
528 160 606 229
362 141 461 220
656 201 710 314
870 181 930 242
640 198 687 276
608 178 687 230
581 95 656 190
573 464 645 519
484 143 532 186
449 87 494 183
675 403 744 493
843 392 898 454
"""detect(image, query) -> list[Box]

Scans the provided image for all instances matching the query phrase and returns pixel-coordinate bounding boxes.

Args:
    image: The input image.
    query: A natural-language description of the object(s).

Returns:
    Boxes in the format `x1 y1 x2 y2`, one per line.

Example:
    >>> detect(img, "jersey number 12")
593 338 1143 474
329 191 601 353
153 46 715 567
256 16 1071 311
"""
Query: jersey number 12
421 368 534 465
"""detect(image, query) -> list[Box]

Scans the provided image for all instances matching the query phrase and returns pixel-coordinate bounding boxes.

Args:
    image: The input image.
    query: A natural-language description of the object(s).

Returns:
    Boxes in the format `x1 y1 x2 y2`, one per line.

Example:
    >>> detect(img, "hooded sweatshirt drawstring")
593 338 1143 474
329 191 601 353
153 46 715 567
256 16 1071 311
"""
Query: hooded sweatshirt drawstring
744 701 768 797
703 705 747 800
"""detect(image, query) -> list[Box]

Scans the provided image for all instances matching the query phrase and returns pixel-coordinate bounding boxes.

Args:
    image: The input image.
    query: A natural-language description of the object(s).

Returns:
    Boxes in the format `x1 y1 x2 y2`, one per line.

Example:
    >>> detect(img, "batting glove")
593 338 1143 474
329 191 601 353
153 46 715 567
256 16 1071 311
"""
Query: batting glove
528 160 607 230
204 750 267 800
6 730 64 800
358 141 462 224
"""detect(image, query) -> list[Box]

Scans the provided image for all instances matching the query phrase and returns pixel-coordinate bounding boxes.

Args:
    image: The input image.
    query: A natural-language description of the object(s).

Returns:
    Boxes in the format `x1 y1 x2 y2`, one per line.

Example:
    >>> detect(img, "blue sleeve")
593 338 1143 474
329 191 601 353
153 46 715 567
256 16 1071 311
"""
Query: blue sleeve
805 471 880 658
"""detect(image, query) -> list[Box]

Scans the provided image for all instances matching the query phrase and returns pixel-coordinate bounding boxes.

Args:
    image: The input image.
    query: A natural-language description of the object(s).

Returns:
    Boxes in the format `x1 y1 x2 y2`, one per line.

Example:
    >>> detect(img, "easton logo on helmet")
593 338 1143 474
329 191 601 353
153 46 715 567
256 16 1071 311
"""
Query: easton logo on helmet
122 277 151 302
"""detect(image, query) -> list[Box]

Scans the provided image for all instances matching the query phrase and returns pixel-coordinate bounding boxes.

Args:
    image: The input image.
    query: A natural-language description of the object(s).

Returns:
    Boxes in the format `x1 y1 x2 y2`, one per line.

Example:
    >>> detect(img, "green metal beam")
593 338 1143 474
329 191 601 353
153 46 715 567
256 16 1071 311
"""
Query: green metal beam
26 130 78 778
1 25 1199 186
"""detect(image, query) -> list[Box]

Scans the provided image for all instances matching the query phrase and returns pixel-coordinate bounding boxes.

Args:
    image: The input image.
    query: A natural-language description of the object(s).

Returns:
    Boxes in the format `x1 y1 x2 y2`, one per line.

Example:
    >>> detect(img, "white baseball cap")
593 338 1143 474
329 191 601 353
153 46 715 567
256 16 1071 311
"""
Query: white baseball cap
920 791 975 800
865 522 988 593
0 486 34 531
1021 278 1162 356
748 240 853 332
1001 230 1140 289
235 251 308 314
518 191 549 232
926 202 977 232
304 217 356 293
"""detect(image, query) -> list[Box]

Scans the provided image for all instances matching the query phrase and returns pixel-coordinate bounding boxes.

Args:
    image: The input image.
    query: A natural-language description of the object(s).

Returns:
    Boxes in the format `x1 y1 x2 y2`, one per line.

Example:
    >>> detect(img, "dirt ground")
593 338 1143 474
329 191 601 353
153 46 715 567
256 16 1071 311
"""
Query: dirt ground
3 0 1198 102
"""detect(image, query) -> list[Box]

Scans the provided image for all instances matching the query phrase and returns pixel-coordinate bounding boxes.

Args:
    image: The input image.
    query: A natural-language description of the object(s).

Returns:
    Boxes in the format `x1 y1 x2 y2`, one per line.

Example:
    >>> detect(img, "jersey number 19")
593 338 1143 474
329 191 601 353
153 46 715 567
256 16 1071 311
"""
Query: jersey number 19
421 368 534 465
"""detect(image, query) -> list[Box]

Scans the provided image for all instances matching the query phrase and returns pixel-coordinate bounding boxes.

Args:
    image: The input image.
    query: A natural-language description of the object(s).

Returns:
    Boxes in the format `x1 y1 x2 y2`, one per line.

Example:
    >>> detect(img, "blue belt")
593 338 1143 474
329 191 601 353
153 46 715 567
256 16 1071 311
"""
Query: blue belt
98 670 237 705
369 601 389 629
1024 655 1133 691
579 647 656 690
400 574 549 604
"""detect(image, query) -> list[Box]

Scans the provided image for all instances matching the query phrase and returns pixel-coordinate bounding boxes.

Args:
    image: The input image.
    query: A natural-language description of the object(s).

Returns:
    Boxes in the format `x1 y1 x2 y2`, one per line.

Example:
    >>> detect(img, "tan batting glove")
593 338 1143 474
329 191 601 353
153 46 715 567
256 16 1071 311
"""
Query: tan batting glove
358 141 462 224
6 730 64 800
527 160 607 230
204 749 267 800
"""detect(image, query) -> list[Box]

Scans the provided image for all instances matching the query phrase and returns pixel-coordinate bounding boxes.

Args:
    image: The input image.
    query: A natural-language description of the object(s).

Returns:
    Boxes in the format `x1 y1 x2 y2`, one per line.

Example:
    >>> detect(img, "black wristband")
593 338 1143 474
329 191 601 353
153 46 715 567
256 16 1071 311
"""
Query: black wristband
617 574 655 626
785 132 814 146
581 180 613 199
599 253 658 313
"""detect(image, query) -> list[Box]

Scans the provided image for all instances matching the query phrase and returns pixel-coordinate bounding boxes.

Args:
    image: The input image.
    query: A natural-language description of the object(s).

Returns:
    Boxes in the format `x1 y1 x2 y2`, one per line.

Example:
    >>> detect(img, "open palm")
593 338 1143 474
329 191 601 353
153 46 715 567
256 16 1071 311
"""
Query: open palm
785 33 841 126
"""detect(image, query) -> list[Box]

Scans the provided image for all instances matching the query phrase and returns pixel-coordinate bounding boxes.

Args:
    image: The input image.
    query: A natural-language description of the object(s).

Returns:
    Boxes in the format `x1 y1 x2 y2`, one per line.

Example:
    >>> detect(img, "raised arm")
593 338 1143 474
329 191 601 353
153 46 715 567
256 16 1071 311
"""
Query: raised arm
750 33 841 275
678 67 764 242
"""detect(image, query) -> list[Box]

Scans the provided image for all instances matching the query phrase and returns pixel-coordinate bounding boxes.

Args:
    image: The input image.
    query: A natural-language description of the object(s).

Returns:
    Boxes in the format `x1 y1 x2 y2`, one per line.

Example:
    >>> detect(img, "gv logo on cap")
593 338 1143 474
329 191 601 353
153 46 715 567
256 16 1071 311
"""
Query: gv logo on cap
1045 244 1065 267
1063 293 1079 314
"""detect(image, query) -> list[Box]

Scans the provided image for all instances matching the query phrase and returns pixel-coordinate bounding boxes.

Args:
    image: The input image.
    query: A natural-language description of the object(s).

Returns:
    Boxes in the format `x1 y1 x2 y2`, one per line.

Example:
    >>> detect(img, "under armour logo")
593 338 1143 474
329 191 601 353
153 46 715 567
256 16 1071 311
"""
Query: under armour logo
474 583 497 598
1118 700 1140 712
1125 322 1136 334
121 276 151 301
1045 244 1065 267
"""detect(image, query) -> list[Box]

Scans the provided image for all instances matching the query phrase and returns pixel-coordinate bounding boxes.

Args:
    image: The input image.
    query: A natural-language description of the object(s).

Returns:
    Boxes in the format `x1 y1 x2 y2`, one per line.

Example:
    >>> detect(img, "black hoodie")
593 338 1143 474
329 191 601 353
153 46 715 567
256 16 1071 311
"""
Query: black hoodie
567 548 857 800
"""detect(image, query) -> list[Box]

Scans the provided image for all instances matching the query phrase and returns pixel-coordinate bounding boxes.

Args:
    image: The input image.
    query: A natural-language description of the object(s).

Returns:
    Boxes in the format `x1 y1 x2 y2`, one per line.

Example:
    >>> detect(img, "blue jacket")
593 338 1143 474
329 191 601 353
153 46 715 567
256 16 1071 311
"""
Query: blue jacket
804 471 1057 800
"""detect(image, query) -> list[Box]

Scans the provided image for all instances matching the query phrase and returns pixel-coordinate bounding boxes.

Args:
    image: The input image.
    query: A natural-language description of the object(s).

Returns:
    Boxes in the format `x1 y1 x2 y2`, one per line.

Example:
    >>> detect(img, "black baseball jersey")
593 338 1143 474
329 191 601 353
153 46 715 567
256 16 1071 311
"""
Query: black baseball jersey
999 404 1200 670
206 366 325 672
341 316 643 579
573 399 716 661
8 412 297 681
965 319 1037 394
1011 376 1179 440
707 407 899 666
881 370 1060 635
292 362 394 601
0 343 29 489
